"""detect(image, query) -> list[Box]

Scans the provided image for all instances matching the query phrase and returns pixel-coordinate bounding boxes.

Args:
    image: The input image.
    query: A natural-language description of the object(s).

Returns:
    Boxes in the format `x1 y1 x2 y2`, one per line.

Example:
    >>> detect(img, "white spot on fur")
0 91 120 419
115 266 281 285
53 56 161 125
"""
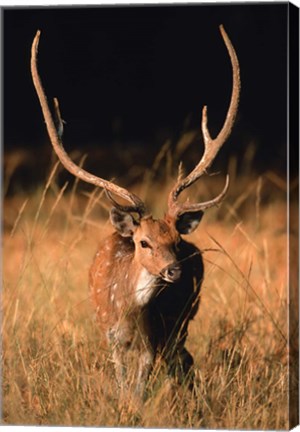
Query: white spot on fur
125 273 128 280
111 294 115 302
96 306 100 313
112 283 117 291
97 288 101 293
135 269 156 305
115 251 122 258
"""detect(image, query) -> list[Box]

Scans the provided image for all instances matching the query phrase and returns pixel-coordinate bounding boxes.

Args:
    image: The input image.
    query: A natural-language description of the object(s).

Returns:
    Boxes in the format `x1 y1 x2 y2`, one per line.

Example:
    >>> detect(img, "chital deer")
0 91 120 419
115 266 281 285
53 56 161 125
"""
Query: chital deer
31 25 240 400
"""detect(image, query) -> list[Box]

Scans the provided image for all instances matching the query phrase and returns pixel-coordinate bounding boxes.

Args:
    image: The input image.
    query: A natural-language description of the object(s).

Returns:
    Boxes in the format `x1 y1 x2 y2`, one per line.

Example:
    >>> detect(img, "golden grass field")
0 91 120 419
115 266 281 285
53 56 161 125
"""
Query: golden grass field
2 139 297 428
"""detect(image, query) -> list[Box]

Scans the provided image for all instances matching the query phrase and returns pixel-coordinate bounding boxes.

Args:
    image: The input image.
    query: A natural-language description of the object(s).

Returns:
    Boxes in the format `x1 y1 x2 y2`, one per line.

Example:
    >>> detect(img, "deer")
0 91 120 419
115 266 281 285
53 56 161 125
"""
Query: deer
31 25 240 401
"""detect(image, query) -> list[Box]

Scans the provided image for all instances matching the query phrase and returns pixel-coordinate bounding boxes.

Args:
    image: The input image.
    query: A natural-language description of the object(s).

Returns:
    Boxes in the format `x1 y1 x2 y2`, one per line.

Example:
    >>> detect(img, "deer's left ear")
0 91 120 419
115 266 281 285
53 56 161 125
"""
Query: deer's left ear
175 211 204 234
110 207 139 237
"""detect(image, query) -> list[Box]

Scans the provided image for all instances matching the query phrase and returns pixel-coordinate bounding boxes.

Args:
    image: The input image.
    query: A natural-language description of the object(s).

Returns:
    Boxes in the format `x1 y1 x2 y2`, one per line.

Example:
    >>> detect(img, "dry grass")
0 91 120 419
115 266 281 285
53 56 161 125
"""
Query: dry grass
2 146 291 428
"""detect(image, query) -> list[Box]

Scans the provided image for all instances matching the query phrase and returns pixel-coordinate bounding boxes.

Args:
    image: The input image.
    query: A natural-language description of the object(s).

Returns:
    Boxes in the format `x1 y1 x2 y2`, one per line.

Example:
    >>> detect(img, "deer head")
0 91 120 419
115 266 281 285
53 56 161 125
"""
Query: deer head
31 25 240 284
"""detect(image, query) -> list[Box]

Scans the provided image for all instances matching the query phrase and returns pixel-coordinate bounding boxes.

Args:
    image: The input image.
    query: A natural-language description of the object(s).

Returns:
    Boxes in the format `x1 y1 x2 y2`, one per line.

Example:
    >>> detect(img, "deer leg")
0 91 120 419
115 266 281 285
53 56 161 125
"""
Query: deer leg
107 325 132 392
165 347 195 389
134 349 154 400
111 348 127 387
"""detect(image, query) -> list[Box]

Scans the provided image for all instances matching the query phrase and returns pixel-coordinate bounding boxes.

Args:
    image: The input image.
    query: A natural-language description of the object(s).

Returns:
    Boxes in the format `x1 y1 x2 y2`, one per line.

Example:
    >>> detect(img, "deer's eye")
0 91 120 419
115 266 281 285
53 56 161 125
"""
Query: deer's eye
140 240 150 249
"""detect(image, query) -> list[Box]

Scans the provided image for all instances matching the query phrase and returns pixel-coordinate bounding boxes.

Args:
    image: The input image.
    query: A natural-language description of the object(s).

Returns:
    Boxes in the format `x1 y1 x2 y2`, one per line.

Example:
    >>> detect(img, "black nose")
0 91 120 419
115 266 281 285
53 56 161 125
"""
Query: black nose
161 264 181 283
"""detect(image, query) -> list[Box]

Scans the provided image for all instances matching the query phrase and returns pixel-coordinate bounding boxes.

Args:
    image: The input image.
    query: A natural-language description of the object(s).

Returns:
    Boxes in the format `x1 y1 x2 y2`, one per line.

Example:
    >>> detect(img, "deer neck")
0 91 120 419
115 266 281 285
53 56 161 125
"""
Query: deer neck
129 257 158 307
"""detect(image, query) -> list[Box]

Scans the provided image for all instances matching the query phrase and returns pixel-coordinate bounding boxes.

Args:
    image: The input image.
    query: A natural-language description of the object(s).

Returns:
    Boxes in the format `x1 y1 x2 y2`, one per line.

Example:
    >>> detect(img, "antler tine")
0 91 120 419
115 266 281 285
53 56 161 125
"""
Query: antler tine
168 25 240 217
174 174 230 216
31 30 146 217
105 190 146 217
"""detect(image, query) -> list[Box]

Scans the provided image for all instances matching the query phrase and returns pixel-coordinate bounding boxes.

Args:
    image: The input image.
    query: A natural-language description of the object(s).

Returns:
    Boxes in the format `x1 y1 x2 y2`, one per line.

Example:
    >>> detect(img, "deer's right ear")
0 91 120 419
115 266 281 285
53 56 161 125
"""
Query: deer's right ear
175 210 204 235
110 208 139 237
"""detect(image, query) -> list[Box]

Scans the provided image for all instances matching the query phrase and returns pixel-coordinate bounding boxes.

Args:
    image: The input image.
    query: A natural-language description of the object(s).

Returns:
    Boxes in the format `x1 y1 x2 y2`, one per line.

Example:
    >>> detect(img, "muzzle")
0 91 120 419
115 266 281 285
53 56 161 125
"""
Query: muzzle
160 263 181 283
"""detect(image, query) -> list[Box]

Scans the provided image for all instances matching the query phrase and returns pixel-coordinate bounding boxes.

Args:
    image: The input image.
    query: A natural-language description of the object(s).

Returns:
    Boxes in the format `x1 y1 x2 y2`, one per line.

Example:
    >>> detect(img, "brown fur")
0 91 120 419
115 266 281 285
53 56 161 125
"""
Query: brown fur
89 215 204 398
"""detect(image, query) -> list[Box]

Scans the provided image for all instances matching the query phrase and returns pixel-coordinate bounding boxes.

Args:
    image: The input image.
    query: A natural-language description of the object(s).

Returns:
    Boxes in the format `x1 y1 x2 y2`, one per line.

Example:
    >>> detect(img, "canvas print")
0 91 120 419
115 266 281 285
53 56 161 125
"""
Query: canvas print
2 3 299 429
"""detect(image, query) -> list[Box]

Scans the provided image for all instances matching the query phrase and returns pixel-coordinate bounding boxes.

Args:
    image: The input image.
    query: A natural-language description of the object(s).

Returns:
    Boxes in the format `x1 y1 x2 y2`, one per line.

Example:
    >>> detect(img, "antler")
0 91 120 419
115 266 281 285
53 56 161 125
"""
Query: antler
31 30 146 217
168 25 240 217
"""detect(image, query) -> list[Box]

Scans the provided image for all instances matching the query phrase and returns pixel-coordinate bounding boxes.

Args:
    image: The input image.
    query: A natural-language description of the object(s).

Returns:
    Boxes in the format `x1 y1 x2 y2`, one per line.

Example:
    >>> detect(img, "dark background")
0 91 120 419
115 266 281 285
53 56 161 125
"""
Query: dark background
3 3 291 191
